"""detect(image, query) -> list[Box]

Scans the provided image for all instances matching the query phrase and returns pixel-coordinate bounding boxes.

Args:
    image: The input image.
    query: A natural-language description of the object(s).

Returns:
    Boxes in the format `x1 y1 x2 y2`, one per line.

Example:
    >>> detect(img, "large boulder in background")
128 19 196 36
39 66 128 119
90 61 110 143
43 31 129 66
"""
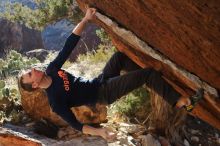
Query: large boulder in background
76 0 220 131
0 19 44 57
18 78 107 127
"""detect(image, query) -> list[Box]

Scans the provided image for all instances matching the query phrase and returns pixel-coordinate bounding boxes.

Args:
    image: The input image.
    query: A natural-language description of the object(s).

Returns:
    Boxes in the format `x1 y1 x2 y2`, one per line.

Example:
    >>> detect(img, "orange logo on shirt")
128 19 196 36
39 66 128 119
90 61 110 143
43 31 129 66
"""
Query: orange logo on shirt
58 70 70 91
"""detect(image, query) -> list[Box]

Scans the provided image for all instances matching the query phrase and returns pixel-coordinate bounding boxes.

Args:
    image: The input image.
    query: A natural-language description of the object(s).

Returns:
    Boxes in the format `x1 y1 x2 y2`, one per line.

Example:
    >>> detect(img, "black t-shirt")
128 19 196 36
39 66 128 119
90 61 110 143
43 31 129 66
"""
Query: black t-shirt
45 33 101 131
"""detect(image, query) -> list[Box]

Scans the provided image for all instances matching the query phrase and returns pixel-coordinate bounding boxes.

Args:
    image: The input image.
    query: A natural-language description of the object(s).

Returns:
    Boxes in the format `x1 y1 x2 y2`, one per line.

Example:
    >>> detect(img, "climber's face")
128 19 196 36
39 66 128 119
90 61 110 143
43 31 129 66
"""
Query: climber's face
22 68 45 88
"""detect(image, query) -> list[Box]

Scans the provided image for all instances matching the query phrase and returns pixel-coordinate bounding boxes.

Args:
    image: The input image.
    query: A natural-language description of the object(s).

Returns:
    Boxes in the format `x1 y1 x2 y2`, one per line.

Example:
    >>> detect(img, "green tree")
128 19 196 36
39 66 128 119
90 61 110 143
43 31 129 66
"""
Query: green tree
0 0 83 30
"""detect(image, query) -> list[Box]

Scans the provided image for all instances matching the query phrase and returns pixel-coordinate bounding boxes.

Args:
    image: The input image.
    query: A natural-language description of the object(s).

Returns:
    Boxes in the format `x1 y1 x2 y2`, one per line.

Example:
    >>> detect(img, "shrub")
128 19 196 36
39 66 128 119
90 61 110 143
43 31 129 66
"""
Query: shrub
0 50 40 78
0 50 40 124
110 87 151 122
0 79 22 124
71 28 116 79
0 0 82 30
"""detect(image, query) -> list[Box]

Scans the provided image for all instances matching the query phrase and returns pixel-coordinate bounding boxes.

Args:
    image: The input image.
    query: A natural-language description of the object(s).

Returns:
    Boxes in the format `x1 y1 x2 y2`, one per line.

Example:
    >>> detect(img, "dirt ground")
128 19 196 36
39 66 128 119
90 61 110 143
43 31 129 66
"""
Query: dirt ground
184 115 220 146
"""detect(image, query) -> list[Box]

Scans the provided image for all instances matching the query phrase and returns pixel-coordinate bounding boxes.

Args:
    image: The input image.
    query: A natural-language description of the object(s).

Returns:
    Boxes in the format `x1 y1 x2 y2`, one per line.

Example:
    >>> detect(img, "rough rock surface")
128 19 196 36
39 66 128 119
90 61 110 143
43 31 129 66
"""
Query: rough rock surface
18 81 107 127
0 19 44 57
0 125 107 146
0 122 147 146
76 0 220 130
1 116 219 146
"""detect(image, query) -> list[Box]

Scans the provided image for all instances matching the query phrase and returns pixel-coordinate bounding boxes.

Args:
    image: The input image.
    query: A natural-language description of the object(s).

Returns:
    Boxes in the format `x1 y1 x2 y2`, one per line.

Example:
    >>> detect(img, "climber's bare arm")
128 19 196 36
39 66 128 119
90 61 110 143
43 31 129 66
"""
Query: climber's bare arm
82 125 116 141
72 8 96 36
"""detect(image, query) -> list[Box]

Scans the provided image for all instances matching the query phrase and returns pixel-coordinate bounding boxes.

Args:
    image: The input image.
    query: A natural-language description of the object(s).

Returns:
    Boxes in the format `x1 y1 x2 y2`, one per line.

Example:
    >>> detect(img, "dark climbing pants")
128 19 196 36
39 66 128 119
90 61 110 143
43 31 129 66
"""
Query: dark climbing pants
97 52 181 106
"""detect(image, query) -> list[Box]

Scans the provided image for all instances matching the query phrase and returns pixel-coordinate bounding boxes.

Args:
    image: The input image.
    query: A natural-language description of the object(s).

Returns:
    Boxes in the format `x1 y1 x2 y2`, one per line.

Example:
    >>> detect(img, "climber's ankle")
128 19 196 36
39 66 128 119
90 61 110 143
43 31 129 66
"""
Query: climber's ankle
175 96 191 109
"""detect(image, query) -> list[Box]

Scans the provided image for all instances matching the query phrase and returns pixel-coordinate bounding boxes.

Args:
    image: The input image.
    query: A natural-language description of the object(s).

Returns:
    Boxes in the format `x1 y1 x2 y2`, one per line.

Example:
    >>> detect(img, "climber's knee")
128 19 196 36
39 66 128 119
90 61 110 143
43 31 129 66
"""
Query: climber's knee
113 51 127 61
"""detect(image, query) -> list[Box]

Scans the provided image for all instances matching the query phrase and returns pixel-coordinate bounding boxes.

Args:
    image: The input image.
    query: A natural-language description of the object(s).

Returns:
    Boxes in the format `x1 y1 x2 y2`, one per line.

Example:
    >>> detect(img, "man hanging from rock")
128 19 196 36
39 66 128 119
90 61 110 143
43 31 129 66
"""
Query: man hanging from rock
19 8 204 141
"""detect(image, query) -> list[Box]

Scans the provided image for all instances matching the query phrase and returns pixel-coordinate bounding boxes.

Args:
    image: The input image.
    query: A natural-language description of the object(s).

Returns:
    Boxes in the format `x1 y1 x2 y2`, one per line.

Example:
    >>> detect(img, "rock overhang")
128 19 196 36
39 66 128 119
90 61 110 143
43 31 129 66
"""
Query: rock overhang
76 0 220 130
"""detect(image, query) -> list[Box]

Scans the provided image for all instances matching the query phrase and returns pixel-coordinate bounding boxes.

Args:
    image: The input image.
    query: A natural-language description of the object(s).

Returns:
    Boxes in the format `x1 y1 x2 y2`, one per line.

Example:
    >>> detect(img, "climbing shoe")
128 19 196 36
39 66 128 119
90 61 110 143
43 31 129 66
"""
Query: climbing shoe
184 88 204 112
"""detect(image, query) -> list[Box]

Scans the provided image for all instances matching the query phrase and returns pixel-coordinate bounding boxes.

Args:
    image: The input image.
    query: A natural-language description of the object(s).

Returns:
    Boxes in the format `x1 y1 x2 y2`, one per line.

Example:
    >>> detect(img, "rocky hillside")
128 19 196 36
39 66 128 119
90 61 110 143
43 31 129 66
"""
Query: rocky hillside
0 0 43 57
0 19 44 57
0 0 101 60
76 0 220 131
0 17 100 60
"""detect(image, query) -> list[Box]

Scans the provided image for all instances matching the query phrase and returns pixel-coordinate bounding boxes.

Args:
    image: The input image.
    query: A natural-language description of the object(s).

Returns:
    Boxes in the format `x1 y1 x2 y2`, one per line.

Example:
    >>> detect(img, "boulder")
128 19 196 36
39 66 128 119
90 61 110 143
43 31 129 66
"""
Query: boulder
26 49 49 62
17 78 107 127
0 125 107 146
76 0 220 131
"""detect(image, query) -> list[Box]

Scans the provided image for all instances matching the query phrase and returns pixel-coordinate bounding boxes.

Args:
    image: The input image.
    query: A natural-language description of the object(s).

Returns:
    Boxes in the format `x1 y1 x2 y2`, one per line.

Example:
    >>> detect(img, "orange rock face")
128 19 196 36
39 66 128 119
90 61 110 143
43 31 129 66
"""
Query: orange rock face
77 0 220 89
0 127 42 146
76 0 220 130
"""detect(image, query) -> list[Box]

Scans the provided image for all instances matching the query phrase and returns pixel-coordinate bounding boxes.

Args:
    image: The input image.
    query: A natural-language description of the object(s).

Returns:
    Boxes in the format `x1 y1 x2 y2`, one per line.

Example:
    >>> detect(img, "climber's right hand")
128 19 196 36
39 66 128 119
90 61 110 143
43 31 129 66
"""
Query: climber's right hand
83 125 117 142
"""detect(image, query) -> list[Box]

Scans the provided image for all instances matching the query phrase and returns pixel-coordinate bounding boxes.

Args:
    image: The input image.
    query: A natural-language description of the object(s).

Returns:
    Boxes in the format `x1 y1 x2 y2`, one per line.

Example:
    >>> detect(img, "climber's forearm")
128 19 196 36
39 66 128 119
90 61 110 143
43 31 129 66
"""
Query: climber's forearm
82 125 101 136
82 125 116 141
72 18 88 36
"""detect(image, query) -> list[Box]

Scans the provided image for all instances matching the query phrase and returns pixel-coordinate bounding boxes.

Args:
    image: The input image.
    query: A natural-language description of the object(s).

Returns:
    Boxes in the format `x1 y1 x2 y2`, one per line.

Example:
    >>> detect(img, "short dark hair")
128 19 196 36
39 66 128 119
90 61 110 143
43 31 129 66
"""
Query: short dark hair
19 76 36 92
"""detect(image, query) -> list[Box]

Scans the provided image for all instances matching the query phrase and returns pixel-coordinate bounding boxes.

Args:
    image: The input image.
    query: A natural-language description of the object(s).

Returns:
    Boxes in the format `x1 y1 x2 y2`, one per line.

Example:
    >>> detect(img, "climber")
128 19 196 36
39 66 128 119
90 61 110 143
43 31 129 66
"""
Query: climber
19 8 204 141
